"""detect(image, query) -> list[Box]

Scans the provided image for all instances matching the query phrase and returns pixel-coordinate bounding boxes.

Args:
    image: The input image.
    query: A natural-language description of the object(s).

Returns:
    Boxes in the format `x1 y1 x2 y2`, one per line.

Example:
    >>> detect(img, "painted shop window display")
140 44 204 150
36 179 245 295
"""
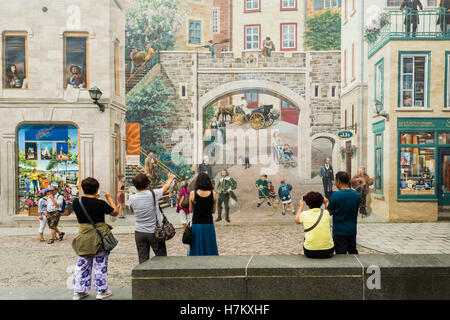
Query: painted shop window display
399 147 435 195
17 124 79 216
64 34 88 89
3 33 28 89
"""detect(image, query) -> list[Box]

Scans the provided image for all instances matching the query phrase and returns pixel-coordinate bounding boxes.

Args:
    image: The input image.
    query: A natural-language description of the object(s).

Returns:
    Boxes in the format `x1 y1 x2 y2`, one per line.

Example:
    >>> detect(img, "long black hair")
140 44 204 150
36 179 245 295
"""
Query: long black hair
195 173 214 191
6 64 17 79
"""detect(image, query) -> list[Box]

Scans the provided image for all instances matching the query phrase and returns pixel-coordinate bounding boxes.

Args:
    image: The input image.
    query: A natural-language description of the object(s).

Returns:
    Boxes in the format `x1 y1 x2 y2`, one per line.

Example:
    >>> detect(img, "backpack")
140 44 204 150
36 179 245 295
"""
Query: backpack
58 194 66 213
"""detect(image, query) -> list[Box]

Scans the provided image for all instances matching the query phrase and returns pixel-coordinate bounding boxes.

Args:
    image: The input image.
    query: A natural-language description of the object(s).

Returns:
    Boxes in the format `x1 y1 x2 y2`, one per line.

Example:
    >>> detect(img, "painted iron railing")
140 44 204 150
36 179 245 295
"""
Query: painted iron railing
368 8 450 57
126 50 160 85
139 147 184 183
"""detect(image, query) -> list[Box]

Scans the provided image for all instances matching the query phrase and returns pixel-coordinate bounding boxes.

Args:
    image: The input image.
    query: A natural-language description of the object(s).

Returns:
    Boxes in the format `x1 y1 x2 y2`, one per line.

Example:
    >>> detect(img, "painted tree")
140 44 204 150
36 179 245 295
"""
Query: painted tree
126 75 176 157
304 10 341 51
126 0 187 53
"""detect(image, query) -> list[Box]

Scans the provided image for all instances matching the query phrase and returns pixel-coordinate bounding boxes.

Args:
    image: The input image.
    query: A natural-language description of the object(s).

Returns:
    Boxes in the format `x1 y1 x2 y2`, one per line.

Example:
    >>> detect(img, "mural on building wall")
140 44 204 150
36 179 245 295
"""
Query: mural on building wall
64 36 87 89
123 0 341 218
3 34 28 89
17 124 79 215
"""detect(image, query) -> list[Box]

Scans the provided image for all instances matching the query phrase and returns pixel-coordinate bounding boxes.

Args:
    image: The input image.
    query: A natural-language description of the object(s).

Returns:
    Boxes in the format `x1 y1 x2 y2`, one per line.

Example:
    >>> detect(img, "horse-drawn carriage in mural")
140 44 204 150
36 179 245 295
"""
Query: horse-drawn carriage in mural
216 104 280 130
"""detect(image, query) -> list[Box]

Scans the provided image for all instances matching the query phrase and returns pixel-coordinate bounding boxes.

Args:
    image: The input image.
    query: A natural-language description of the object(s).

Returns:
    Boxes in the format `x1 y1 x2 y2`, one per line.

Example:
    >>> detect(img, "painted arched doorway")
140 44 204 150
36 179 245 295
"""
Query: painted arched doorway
196 79 312 180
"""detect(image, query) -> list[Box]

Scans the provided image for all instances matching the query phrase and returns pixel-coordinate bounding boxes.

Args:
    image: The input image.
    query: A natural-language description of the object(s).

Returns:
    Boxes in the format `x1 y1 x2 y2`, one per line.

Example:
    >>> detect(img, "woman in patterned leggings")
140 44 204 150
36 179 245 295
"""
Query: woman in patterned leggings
71 177 118 300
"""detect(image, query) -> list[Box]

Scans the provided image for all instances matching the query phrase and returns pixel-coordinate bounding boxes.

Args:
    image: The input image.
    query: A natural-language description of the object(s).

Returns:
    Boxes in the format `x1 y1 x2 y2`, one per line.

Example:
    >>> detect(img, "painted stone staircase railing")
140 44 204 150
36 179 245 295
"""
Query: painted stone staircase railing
125 50 160 94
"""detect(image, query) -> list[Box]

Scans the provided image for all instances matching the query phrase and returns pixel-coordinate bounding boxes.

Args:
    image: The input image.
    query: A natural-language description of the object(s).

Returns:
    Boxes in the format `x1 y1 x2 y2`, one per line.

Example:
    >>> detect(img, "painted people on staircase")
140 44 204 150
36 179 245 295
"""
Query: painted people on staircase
216 169 237 223
144 152 160 189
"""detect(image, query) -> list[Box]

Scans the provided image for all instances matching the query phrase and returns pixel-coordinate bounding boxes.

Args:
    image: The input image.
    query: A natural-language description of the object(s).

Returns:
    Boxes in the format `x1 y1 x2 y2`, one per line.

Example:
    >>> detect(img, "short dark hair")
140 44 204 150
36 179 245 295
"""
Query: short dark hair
335 171 350 185
81 177 100 195
303 192 323 209
195 173 214 191
132 173 150 190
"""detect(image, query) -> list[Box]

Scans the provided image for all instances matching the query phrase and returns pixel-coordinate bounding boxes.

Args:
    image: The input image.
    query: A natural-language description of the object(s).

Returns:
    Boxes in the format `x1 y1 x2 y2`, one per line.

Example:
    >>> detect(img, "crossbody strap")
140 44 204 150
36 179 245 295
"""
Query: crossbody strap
304 209 324 233
149 189 164 227
78 197 104 241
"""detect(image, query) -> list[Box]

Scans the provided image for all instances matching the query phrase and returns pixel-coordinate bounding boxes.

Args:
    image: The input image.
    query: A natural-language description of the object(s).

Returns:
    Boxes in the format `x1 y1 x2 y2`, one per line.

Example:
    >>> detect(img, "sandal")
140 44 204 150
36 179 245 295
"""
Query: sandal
47 239 56 244
40 239 46 242
58 232 65 241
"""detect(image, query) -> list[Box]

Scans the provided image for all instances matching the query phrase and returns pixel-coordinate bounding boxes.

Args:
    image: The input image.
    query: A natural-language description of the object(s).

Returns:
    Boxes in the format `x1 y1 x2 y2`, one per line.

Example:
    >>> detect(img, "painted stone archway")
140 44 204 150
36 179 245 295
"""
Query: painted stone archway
310 132 341 179
196 79 312 180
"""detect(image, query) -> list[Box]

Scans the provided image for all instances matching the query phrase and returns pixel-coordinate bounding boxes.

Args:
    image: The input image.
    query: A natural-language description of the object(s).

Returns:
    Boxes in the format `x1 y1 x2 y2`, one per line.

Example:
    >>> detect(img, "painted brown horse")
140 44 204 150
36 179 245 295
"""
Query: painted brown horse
215 105 235 123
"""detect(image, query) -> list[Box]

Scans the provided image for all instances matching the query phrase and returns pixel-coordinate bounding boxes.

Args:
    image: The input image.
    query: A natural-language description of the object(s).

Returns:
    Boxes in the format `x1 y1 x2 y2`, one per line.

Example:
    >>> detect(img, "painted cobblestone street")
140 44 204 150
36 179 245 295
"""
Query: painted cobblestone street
2 203 450 290
0 224 376 289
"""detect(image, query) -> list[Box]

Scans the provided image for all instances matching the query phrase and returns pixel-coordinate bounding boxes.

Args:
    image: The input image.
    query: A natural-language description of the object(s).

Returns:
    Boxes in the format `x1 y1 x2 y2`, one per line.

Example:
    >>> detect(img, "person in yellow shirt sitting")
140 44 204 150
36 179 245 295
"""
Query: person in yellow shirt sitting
295 191 334 259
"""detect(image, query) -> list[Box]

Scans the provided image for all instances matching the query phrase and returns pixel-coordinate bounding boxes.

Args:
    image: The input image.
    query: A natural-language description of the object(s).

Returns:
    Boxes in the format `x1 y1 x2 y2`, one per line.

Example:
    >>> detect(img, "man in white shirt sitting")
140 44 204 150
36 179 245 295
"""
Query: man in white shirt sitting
46 185 65 244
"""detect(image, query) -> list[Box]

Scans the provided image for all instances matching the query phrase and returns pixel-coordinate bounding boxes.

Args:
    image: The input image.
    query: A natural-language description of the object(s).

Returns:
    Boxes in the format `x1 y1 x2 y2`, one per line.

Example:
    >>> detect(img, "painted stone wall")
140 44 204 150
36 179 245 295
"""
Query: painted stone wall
156 50 341 159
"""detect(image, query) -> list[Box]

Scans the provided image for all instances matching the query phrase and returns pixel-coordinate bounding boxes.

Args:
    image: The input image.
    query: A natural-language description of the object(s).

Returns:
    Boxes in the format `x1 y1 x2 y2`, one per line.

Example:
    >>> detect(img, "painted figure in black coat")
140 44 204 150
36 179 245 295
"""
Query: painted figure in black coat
400 0 423 37
319 157 334 200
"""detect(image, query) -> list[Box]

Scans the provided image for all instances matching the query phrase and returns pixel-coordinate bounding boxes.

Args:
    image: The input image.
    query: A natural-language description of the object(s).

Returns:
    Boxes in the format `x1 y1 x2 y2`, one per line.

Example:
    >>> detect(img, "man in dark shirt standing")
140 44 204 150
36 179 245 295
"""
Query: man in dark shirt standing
326 171 361 254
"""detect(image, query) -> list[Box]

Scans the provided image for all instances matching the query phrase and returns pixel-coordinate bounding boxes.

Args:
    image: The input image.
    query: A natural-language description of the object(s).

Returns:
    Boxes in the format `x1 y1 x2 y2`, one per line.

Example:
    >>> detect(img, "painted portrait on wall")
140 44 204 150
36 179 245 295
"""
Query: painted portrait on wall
25 142 37 160
3 34 28 89
64 34 88 89
40 142 54 160
56 143 69 161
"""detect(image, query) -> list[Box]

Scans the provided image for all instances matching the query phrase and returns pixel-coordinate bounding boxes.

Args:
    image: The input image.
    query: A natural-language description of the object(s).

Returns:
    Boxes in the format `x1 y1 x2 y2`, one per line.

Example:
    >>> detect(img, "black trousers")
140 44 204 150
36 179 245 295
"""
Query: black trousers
135 231 167 264
333 235 358 254
322 178 333 199
303 247 334 259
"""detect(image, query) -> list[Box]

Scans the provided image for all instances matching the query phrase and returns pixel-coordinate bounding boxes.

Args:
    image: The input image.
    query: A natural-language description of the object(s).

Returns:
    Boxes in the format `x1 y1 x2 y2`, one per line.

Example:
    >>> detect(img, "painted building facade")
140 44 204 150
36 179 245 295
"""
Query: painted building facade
0 0 126 224
366 3 450 221
176 0 214 51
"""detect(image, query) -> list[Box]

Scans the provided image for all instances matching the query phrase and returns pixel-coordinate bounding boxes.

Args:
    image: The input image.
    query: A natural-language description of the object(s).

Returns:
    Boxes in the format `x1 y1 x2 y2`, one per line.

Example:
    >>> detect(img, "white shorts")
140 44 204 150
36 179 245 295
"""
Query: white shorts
180 212 192 225
39 214 47 233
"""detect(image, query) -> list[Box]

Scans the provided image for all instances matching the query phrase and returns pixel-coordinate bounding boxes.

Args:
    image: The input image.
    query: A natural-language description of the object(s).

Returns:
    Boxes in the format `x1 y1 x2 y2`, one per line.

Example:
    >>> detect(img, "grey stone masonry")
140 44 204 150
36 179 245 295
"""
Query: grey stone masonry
132 254 450 300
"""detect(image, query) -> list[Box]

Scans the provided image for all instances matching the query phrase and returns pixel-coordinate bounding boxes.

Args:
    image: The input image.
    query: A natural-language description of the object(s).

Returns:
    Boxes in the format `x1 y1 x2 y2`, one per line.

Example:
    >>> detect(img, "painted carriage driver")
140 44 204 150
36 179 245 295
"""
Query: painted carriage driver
216 169 237 223
67 65 86 89
144 152 160 189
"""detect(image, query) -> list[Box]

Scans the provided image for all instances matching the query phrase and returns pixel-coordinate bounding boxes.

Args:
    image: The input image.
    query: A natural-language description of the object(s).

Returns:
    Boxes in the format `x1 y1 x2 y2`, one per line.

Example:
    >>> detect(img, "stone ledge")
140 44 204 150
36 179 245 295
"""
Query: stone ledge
132 254 450 300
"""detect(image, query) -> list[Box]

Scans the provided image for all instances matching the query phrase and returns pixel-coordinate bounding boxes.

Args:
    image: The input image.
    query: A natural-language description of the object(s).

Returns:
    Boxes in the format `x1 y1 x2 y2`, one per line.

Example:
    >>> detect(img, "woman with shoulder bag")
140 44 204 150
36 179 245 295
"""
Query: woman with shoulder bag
294 192 334 259
176 181 191 230
129 172 174 264
188 173 219 256
71 177 118 300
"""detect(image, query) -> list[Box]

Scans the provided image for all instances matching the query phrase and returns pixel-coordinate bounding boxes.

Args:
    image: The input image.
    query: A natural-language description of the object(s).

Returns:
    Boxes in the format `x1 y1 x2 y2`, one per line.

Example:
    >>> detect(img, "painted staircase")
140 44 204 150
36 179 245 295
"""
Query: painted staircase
125 147 184 210
126 51 160 94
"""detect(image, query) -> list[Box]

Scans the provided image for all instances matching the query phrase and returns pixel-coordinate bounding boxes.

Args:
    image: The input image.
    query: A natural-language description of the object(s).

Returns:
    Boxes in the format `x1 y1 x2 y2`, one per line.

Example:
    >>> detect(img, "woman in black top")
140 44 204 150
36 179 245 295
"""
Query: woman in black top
188 173 218 256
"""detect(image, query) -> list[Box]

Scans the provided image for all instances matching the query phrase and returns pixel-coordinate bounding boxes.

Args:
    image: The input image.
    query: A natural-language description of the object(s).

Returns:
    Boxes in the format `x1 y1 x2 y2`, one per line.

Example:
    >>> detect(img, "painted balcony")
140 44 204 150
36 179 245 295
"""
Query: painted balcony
368 8 450 58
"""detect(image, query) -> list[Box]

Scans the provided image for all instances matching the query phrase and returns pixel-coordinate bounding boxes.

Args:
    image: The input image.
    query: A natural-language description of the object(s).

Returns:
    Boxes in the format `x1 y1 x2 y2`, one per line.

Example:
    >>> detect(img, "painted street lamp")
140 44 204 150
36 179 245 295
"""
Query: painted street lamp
374 100 389 121
89 86 106 112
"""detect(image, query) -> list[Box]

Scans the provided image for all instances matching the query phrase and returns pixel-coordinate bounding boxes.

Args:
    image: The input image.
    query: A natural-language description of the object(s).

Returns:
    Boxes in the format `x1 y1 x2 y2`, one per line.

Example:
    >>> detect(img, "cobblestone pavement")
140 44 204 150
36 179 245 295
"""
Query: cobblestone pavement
0 225 377 288
357 223 450 254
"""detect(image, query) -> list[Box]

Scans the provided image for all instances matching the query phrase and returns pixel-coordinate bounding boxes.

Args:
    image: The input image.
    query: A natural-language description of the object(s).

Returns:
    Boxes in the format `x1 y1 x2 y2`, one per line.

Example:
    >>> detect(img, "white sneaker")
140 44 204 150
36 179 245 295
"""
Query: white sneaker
96 289 113 300
73 292 89 300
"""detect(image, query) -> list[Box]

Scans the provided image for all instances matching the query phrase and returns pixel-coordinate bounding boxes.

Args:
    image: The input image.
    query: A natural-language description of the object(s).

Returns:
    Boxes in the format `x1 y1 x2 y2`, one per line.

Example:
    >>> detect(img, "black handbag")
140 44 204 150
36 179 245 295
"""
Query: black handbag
78 197 118 253
182 222 192 245
150 189 176 241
